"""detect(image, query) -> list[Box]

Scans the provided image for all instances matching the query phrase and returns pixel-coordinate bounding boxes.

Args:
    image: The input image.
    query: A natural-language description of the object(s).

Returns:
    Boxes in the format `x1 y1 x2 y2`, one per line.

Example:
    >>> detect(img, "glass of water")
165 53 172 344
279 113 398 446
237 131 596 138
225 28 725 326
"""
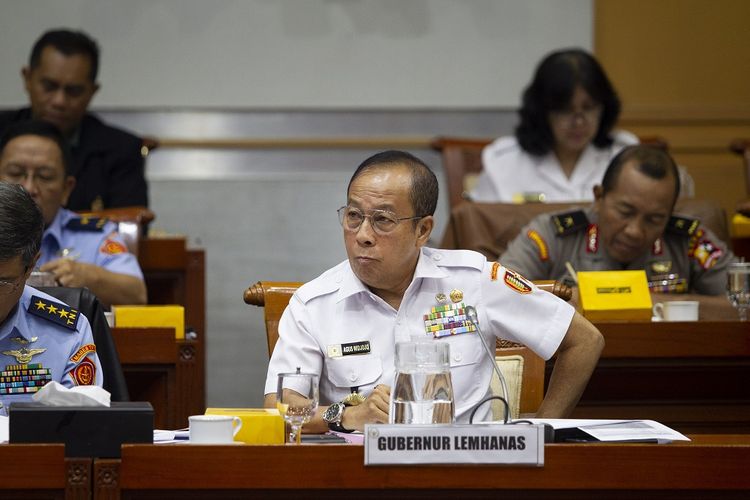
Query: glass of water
390 340 455 424
727 262 750 321
276 369 319 444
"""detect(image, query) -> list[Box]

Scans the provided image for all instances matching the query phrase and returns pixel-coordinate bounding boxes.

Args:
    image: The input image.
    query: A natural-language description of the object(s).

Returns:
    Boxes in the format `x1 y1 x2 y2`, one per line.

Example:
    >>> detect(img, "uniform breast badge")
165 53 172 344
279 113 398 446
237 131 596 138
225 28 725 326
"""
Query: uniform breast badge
423 290 477 338
1 338 52 394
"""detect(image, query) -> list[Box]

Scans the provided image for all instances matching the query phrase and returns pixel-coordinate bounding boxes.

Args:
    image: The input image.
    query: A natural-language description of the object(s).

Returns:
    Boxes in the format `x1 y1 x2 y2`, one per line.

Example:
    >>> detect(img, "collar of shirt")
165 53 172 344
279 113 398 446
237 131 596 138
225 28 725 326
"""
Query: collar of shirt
334 248 450 304
42 208 76 255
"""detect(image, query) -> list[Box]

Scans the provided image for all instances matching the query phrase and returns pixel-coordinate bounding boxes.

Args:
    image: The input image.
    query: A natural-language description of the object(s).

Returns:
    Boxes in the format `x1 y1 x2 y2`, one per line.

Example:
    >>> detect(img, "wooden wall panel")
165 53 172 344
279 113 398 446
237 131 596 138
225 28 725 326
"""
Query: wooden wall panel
595 0 750 231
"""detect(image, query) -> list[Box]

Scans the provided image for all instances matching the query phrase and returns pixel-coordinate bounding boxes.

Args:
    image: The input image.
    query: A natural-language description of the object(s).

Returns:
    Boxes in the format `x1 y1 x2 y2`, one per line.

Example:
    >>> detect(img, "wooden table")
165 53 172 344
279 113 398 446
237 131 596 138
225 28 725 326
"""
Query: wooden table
569 321 750 433
89 435 750 499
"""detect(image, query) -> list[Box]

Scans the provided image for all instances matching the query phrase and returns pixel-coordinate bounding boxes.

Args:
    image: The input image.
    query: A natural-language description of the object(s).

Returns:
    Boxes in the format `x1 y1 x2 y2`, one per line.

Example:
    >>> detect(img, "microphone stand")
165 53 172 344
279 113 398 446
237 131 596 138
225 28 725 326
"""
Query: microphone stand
465 306 509 422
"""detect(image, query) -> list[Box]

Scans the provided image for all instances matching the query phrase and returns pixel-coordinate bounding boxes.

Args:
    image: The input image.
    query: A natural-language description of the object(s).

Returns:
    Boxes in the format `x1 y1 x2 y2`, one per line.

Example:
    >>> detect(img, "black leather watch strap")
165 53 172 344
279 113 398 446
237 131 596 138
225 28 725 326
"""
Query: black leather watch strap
328 402 355 433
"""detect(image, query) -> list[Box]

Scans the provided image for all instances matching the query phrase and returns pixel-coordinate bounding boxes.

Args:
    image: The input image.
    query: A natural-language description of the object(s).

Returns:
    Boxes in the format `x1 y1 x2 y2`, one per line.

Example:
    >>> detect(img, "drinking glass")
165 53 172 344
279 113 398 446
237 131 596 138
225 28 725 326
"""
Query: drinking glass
276 369 319 444
727 262 750 321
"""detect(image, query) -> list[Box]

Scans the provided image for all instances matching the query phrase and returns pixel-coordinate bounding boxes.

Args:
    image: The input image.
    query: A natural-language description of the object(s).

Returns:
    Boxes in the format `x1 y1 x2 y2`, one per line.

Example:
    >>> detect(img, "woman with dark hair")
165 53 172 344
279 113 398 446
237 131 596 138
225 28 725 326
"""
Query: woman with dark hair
471 48 638 203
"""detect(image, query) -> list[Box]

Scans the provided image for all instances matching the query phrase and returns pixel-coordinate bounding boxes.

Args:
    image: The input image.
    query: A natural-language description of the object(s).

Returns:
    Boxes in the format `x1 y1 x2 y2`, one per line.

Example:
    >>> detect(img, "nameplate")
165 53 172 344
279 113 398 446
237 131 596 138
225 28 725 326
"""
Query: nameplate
364 424 544 466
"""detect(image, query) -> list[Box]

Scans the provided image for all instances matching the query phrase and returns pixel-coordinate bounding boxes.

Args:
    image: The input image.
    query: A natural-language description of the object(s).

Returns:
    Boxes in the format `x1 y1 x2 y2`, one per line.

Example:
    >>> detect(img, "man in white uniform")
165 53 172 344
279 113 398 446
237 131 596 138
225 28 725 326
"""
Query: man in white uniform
264 151 604 432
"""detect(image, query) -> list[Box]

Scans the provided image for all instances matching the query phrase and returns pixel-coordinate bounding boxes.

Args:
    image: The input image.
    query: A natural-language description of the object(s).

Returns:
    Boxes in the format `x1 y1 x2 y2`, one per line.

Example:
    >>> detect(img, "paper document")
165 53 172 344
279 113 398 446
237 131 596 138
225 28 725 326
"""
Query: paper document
0 415 8 443
522 418 690 444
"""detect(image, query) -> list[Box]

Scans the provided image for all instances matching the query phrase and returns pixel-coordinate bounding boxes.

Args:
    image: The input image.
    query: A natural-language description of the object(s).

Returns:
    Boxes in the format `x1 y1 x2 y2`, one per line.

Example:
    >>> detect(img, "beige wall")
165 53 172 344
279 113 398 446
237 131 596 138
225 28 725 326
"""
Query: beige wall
595 0 750 228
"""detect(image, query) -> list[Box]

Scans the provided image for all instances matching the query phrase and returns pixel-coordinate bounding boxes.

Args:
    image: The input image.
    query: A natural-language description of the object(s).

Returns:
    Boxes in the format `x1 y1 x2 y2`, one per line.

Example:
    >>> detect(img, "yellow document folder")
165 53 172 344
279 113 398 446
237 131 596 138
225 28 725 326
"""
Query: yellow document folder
112 305 185 339
578 270 652 321
205 408 285 444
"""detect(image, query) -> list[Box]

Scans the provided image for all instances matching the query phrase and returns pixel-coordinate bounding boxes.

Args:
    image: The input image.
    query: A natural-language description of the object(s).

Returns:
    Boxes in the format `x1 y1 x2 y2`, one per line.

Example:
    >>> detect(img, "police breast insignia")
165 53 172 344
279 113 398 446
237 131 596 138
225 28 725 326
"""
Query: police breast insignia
526 229 549 261
435 293 448 304
552 210 588 236
503 269 533 294
586 224 599 253
28 295 79 330
666 215 700 236
342 392 366 406
65 216 107 232
423 295 476 338
100 239 128 255
70 357 96 385
651 260 672 274
0 362 52 395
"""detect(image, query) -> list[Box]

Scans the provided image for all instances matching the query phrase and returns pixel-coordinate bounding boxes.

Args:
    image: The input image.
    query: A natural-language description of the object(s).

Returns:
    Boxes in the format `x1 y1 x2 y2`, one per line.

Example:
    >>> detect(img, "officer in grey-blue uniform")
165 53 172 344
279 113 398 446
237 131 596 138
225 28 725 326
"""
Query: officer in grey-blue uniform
39 207 143 279
0 286 103 417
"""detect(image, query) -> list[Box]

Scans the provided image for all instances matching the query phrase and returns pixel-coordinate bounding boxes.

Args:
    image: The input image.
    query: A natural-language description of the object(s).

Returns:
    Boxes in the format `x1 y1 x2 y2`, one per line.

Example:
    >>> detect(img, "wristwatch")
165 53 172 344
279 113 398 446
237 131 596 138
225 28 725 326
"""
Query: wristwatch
323 402 353 433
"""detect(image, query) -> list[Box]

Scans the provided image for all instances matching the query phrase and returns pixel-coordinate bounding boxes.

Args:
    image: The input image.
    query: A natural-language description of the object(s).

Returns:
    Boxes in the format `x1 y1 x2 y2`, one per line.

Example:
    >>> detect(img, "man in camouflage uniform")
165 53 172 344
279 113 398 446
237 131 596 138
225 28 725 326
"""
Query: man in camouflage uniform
501 145 736 295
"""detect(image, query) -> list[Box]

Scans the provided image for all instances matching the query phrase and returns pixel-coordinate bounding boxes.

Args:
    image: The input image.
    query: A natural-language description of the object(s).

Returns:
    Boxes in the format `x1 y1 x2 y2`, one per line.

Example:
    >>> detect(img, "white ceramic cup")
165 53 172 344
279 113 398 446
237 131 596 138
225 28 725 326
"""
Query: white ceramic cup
189 415 242 444
652 301 699 321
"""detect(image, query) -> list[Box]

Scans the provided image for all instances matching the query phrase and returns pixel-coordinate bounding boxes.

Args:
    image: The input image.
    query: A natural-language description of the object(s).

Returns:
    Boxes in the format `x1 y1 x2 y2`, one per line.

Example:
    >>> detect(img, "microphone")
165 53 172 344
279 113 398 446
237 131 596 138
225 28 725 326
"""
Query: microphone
465 305 510 422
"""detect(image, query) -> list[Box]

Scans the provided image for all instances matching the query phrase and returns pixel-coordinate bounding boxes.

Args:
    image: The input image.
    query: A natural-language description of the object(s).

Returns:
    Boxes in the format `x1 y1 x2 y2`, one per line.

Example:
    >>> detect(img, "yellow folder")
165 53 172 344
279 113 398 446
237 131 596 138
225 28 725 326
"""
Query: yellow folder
578 270 652 321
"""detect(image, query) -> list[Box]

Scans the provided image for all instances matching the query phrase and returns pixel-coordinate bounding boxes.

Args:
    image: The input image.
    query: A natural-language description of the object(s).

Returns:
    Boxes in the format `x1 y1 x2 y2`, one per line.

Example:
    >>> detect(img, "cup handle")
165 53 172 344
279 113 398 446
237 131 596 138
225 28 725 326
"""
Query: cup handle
653 302 664 320
232 416 243 437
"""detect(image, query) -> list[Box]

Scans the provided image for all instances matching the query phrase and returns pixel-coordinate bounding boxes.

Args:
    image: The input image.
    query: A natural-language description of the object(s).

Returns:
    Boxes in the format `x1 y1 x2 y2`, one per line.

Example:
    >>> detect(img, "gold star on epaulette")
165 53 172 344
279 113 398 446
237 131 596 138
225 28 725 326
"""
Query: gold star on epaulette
35 300 47 310
47 304 58 314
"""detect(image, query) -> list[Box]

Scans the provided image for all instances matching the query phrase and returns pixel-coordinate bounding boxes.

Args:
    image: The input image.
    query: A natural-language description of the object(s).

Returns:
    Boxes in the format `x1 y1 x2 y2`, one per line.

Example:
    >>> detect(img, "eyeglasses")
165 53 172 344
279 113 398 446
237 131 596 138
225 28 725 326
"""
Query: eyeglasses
550 104 602 126
337 206 423 234
0 268 28 296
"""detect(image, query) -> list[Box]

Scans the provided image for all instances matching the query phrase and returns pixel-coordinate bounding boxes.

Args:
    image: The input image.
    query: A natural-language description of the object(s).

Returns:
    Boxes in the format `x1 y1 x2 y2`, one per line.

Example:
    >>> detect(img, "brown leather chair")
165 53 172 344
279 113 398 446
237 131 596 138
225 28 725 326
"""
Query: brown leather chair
440 199 729 262
730 139 750 208
76 206 155 256
431 135 670 210
244 279 571 416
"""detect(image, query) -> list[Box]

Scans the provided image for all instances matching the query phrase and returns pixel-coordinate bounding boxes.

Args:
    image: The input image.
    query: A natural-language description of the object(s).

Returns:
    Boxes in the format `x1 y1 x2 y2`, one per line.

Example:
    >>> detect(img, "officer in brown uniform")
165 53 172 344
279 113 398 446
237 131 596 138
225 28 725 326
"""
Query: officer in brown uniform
501 145 736 295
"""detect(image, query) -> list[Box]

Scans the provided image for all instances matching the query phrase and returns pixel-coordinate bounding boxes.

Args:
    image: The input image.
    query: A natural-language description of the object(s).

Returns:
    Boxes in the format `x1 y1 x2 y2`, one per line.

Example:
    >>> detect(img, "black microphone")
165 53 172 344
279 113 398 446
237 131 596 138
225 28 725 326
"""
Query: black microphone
465 305 509 422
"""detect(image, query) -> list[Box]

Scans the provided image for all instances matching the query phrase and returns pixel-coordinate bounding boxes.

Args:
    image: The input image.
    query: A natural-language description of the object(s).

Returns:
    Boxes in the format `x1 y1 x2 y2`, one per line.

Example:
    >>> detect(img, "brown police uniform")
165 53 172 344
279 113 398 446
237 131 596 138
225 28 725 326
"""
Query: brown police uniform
500 207 736 295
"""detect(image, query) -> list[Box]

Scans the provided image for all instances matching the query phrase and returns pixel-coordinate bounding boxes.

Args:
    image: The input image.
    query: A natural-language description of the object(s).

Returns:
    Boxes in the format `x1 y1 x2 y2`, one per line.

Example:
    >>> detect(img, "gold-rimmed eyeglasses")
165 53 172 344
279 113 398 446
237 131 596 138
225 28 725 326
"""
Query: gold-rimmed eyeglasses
337 206 423 234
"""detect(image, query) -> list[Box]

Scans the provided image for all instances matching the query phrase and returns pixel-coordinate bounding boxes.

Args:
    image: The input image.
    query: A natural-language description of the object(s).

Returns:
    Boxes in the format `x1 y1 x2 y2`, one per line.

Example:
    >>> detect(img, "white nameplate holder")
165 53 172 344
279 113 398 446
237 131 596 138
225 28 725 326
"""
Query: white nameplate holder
364 424 544 466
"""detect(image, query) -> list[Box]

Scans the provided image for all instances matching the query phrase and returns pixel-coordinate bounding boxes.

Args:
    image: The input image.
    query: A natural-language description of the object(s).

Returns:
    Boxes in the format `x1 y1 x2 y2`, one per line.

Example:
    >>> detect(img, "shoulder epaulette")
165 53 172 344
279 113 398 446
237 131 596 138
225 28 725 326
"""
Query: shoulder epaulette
65 216 108 232
551 210 589 236
666 215 700 236
426 249 485 272
27 295 80 331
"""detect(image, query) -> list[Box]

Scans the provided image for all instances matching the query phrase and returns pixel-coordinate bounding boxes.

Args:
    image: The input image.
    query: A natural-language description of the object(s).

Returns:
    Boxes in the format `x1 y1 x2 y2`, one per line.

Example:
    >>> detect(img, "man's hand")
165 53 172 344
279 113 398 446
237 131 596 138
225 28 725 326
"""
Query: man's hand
40 258 94 288
341 384 391 432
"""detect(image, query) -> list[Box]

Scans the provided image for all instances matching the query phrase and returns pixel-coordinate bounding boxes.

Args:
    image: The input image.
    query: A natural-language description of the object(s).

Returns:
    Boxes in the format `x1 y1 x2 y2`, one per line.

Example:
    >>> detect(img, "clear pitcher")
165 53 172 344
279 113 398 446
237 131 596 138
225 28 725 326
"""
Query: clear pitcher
390 340 455 424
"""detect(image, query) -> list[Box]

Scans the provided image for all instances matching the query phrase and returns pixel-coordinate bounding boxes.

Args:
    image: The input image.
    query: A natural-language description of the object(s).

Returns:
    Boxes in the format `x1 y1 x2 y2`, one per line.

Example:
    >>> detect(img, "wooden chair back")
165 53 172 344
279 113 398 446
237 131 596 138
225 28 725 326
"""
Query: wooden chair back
431 135 670 210
244 279 571 415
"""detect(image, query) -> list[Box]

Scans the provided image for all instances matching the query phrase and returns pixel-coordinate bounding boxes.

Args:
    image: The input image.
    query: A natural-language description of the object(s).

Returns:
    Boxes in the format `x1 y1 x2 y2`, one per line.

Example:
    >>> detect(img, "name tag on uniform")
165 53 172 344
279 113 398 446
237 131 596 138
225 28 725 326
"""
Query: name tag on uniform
327 341 371 358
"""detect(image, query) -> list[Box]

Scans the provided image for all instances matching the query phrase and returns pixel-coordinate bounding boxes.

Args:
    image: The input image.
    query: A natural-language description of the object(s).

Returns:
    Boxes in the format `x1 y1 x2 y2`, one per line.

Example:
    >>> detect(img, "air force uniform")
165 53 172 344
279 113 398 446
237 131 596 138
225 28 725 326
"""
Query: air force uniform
264 247 574 422
500 207 736 295
0 286 103 416
40 208 143 279
470 131 638 203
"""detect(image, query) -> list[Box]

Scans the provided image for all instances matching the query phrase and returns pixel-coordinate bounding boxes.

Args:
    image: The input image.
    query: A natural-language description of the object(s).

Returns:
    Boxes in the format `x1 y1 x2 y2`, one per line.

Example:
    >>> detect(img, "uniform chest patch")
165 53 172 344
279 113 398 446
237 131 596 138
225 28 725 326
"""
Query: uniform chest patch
327 341 371 358
70 344 96 363
28 295 79 330
70 357 96 385
100 239 128 255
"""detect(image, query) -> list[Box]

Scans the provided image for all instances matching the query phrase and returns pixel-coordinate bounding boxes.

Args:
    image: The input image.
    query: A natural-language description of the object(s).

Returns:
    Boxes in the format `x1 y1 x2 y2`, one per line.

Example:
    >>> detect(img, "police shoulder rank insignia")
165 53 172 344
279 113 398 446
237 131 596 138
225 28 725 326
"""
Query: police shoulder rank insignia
503 268 533 294
65 216 108 232
100 238 128 255
666 215 700 236
526 229 549 261
28 295 79 330
552 210 588 236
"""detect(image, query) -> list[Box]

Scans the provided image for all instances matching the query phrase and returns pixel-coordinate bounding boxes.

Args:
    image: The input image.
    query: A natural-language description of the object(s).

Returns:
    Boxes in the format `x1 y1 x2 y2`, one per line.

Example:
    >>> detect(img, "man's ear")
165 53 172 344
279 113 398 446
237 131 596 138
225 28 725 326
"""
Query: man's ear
21 66 32 92
60 176 76 207
25 251 41 277
593 185 604 201
415 216 434 247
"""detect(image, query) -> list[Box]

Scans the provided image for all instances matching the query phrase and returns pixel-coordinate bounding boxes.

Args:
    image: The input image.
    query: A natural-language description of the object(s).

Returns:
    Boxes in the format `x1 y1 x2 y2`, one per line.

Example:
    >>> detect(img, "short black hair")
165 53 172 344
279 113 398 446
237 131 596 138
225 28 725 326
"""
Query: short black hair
30 29 100 82
0 120 73 177
0 183 44 268
348 150 439 218
515 48 621 156
601 144 680 206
